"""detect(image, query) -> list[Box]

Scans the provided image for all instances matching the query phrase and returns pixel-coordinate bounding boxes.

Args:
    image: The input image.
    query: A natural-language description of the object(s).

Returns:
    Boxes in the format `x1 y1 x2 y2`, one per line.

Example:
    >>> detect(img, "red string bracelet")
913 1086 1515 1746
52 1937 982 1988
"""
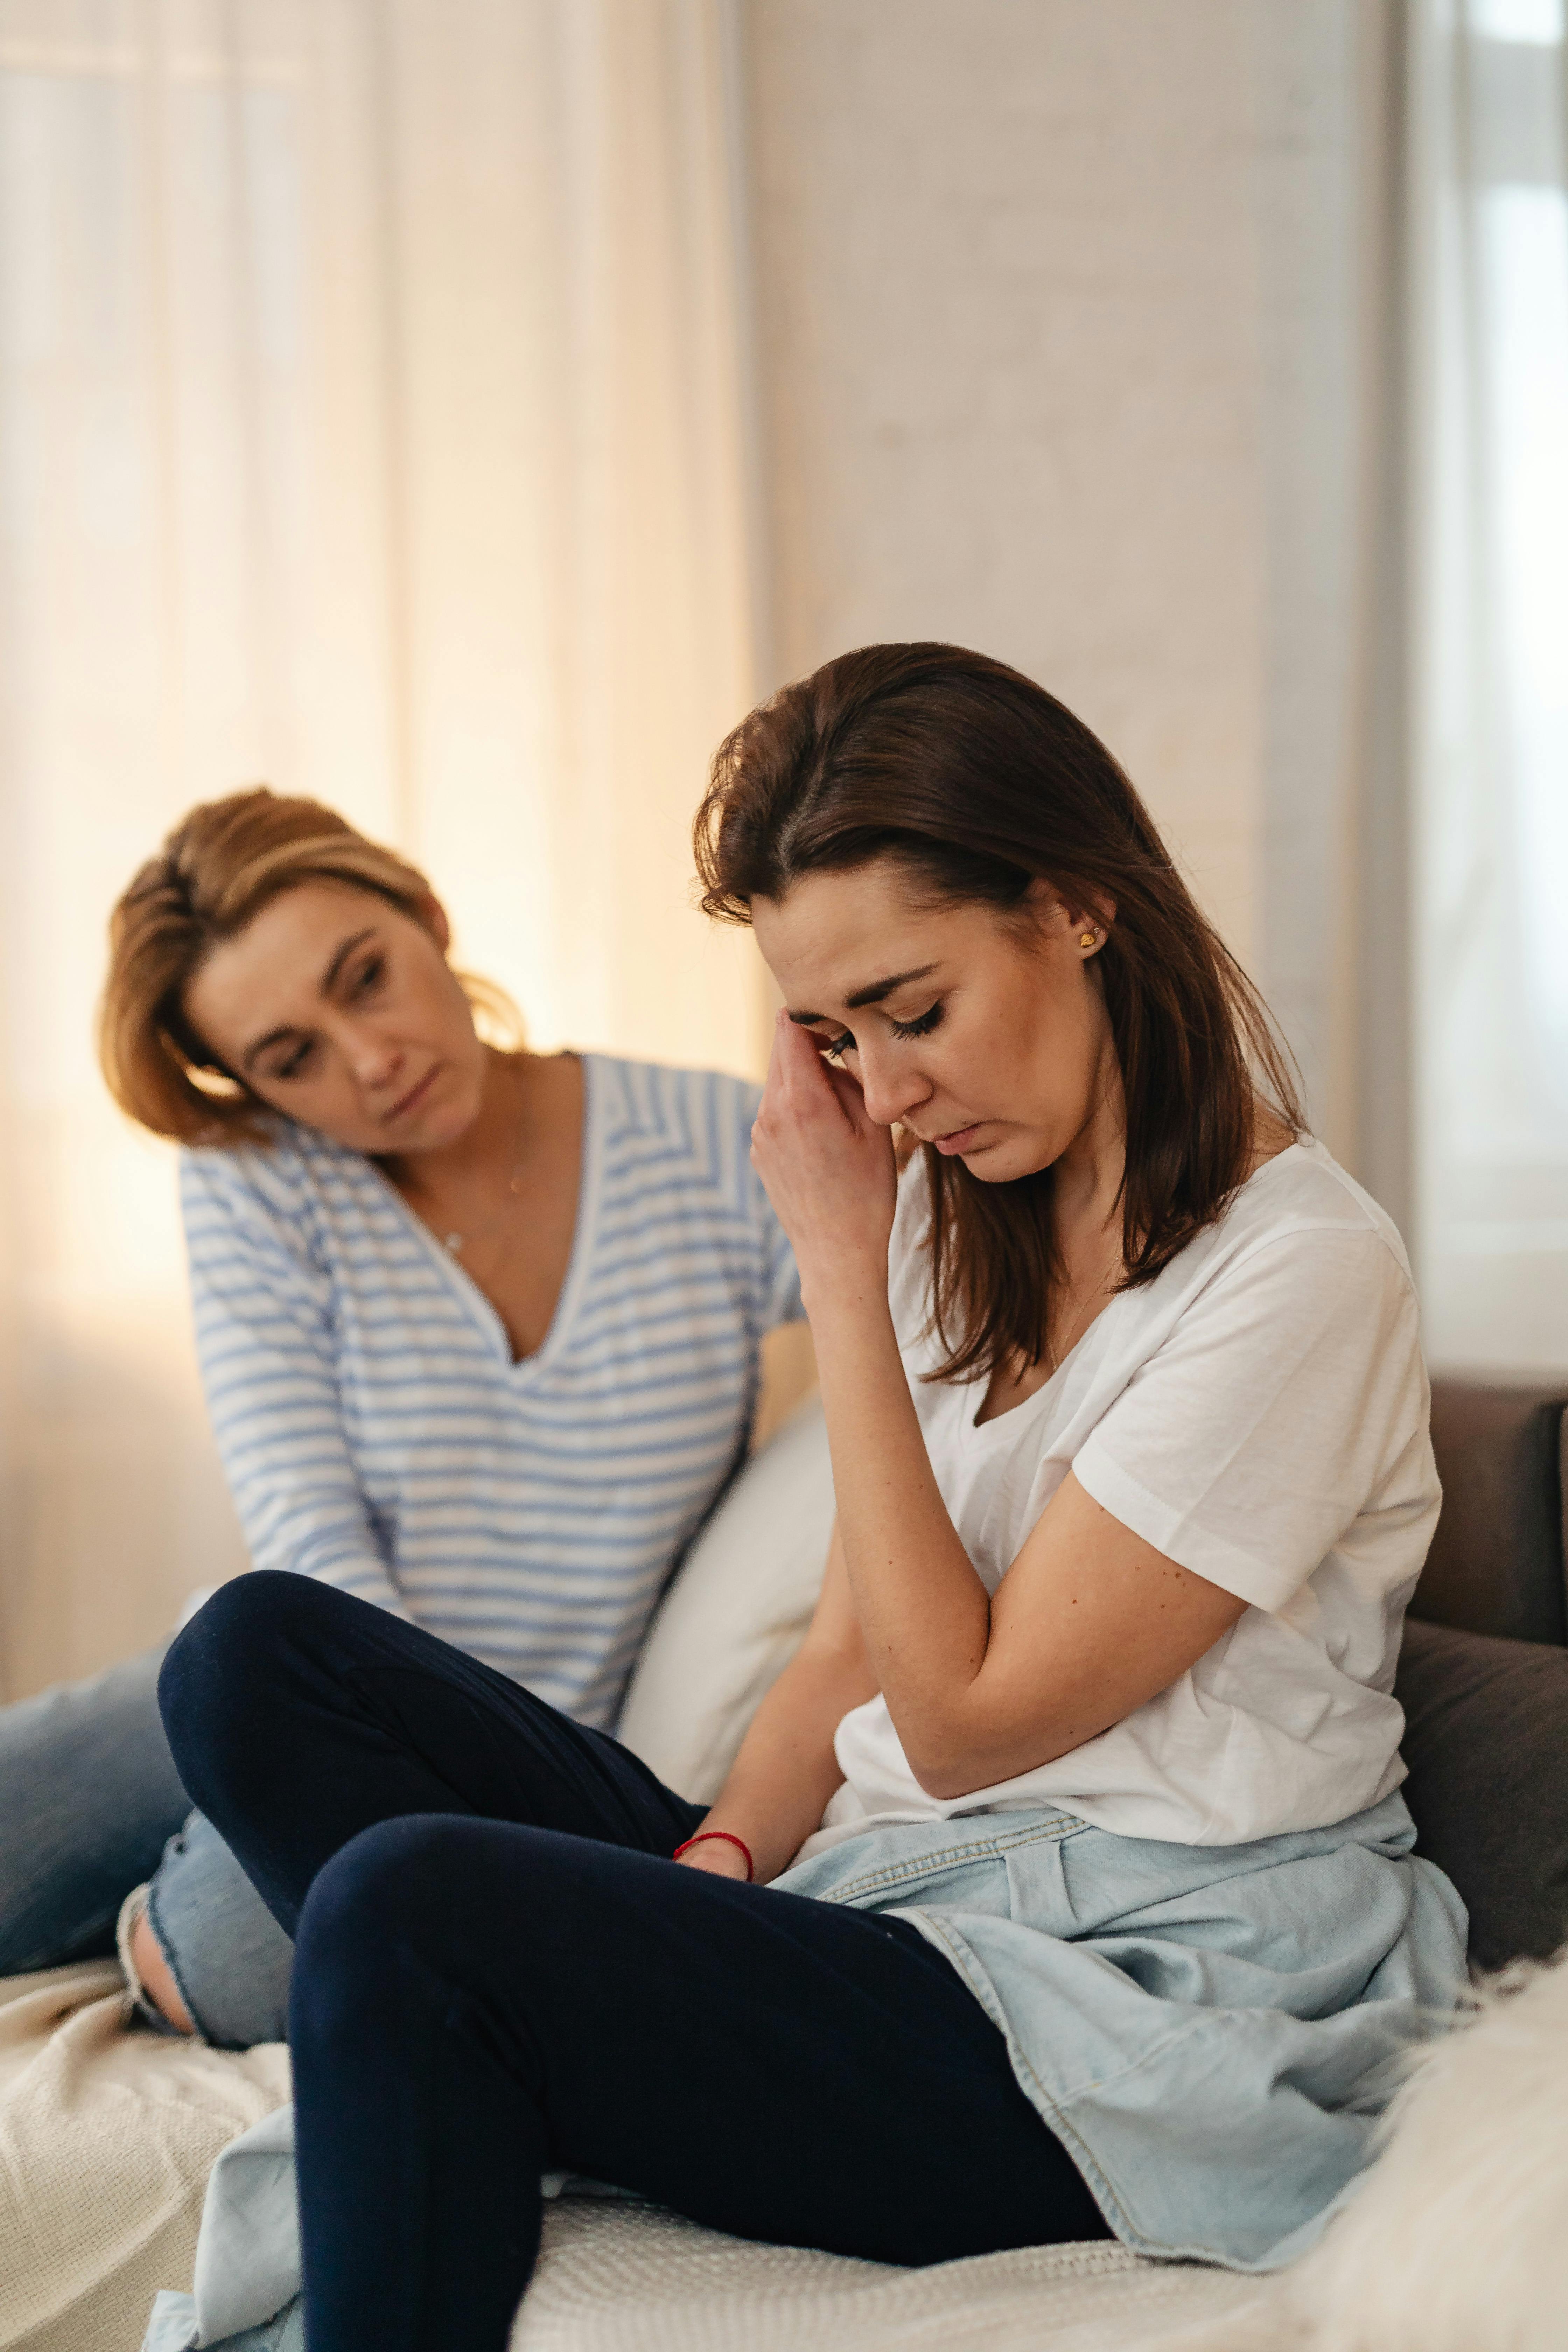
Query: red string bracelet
672 1830 754 1882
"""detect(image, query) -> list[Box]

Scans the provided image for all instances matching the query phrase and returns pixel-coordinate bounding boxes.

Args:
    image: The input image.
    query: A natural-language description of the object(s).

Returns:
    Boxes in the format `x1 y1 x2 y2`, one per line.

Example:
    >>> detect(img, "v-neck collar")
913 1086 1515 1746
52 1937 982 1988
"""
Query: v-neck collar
958 1293 1122 1444
368 1052 602 1380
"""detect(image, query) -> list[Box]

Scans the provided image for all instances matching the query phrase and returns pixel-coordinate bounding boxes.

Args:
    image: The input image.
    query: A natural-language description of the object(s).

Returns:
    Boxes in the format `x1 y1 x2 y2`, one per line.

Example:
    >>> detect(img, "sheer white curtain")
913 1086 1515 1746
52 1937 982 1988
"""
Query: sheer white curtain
1410 0 1568 1366
0 0 763 1695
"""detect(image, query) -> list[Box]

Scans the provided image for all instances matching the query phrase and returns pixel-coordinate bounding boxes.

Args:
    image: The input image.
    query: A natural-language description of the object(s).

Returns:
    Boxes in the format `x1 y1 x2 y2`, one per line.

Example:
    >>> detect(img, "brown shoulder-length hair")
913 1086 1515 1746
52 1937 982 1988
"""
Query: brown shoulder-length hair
693 642 1302 1385
100 788 518 1147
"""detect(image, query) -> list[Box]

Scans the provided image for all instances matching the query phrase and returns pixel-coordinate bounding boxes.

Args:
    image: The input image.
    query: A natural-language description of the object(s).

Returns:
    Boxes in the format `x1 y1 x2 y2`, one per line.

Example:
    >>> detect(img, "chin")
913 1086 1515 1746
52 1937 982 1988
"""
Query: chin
960 1137 1051 1184
399 1072 480 1154
415 1100 480 1153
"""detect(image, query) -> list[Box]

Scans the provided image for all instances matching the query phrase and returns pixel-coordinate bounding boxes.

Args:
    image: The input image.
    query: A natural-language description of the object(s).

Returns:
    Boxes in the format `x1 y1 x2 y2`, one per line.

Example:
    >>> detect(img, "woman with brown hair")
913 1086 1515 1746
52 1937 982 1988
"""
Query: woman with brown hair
160 646 1464 2350
0 790 799 2046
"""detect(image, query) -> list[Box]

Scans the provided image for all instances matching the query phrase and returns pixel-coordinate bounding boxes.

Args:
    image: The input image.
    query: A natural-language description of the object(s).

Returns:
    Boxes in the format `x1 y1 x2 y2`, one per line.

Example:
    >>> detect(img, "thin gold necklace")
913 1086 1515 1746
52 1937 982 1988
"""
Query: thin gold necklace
401 1062 531 1259
1043 1267 1113 1377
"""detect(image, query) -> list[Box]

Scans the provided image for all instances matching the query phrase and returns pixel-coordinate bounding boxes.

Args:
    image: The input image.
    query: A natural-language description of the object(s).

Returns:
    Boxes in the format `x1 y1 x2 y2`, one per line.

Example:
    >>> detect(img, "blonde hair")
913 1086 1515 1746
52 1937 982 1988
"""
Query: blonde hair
100 788 520 1146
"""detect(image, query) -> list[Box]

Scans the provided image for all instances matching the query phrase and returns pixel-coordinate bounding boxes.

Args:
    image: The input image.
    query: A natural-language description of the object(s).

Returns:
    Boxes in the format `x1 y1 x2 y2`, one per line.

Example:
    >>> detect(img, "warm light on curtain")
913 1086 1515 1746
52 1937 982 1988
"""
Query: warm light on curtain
1410 0 1568 1366
0 0 763 1695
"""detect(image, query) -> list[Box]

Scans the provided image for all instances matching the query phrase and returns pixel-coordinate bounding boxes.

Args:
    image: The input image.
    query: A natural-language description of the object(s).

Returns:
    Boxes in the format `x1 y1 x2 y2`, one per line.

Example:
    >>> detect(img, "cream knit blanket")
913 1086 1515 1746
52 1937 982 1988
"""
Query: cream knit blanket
0 1964 289 2352
513 2200 1283 2352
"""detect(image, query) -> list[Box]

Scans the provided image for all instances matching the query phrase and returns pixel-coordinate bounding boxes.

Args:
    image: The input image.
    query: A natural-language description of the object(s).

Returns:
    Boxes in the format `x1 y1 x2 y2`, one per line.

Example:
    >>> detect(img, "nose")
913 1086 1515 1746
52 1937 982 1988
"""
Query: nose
344 1024 401 1093
855 1041 934 1129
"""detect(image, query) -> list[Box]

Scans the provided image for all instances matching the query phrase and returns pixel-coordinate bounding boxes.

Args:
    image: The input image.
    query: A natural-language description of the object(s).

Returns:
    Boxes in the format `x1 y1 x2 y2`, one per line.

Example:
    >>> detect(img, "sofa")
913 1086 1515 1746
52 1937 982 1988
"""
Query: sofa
1392 1378 1568 1971
2 1373 1565 2352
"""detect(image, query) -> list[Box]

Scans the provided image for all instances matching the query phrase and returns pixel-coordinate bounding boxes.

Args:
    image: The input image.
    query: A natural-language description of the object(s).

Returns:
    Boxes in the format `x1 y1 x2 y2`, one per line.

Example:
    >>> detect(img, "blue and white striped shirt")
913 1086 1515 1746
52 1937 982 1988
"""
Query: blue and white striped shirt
181 1056 801 1729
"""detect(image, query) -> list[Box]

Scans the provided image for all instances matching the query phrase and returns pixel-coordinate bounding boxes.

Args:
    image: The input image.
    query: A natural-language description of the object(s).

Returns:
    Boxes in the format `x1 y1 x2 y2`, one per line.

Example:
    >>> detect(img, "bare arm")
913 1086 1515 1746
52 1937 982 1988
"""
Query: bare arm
750 1017 1246 1803
675 1522 877 1882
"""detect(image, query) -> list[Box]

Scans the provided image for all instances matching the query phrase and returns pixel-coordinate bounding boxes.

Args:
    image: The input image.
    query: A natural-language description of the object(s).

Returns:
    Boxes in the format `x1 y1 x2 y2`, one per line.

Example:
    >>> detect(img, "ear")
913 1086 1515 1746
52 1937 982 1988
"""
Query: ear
1022 878 1117 939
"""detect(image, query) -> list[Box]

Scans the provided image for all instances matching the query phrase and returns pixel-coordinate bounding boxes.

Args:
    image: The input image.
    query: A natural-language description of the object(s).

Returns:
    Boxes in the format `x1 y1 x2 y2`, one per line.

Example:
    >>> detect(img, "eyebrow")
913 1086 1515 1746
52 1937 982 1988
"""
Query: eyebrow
240 927 377 1072
785 963 939 1026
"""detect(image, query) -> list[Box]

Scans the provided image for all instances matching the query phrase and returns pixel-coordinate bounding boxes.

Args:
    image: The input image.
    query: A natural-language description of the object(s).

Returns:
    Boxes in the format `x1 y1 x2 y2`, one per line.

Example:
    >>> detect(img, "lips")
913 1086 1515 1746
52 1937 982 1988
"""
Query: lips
914 1120 984 1155
387 1065 440 1124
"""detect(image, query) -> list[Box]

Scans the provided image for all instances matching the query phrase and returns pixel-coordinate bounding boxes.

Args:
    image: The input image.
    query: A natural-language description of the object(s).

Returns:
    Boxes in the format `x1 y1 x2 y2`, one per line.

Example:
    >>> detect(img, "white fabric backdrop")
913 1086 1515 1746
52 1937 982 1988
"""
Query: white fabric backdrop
1410 0 1568 1366
0 0 764 1694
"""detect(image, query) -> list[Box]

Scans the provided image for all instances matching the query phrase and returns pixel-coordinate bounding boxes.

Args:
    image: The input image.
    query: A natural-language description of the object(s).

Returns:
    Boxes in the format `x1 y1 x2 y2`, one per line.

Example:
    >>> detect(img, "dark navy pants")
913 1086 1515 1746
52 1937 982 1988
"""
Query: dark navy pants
159 1574 1105 2352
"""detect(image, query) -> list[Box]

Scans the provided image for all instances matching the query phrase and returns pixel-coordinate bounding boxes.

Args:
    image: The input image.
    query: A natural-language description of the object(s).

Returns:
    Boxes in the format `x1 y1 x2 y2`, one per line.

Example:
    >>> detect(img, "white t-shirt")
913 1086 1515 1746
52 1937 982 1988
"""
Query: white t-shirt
807 1139 1438 1854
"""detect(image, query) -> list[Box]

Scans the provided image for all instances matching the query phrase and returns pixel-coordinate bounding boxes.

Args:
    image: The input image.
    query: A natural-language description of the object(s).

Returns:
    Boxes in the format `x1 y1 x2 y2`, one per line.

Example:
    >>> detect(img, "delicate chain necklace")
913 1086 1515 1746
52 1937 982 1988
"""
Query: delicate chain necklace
441 1154 528 1255
1043 1289 1090 1378
401 1060 531 1261
1043 1260 1117 1377
441 1182 524 1256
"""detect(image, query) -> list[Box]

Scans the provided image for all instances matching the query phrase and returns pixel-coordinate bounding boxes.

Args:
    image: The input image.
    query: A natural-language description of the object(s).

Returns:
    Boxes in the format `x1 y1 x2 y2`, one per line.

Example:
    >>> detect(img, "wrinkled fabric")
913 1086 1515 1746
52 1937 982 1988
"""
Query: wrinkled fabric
774 1788 1468 2270
139 2107 303 2350
193 2106 302 2336
143 2287 306 2352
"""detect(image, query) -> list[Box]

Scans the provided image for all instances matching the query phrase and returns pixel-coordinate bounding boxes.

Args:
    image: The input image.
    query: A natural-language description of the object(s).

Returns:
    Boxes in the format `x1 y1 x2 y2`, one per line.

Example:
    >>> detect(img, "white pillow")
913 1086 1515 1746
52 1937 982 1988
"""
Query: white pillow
617 1395 834 1802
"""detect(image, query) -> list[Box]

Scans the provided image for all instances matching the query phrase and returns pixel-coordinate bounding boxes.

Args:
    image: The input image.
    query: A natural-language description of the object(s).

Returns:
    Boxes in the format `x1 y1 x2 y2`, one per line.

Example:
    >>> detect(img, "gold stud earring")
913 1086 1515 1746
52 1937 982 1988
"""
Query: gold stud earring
1079 930 1098 950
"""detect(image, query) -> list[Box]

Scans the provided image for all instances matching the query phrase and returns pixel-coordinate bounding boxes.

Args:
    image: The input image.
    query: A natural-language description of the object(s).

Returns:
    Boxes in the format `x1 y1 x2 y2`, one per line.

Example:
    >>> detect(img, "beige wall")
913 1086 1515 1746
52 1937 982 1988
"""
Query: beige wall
744 0 1398 1178
2 1 1400 1697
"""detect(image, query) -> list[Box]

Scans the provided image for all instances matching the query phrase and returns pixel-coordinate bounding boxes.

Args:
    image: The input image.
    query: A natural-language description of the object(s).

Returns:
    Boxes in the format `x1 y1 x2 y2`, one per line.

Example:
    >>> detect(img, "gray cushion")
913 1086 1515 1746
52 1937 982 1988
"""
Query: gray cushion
1414 1381 1568 1645
1395 1616 1568 1971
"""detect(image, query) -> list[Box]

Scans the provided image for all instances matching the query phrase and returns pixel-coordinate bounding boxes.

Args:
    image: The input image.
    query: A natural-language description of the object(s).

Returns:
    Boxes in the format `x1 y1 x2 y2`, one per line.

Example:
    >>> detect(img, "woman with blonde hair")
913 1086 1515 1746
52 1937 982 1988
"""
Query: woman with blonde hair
0 790 798 2046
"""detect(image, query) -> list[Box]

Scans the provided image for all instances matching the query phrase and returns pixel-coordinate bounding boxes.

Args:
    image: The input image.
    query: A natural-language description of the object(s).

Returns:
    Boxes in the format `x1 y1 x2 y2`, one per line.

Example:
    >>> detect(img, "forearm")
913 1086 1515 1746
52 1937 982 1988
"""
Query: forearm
214 1382 406 1614
694 1642 873 1883
806 1277 991 1785
239 1502 410 1619
745 1018 1246 1810
197 1317 408 1614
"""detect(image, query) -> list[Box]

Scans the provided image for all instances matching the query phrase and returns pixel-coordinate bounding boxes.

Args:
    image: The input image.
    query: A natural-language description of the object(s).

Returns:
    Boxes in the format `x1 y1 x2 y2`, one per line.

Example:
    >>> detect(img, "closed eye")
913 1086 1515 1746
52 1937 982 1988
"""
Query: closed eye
890 1002 943 1041
820 1001 943 1061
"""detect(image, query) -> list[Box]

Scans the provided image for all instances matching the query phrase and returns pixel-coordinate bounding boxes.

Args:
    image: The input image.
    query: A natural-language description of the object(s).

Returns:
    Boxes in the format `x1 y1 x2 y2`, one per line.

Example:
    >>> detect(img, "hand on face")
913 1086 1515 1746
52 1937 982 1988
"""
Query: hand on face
750 1012 899 1289
749 860 1120 1219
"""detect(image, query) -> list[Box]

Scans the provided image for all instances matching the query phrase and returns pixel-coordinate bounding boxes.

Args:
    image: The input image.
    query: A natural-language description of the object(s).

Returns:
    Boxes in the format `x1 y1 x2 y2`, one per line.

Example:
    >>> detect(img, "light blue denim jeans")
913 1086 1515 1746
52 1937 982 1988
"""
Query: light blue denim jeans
775 1790 1469 2270
0 1643 293 2046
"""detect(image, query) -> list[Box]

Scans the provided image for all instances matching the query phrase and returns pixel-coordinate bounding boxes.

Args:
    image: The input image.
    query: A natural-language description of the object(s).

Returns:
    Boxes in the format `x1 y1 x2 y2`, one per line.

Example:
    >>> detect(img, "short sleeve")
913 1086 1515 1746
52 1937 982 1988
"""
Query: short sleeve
1071 1225 1429 1614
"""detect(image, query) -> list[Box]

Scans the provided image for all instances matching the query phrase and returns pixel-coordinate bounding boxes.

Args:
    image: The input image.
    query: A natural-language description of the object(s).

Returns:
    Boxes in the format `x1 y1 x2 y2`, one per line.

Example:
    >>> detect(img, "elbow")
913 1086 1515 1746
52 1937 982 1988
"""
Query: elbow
900 1712 1076 1804
909 1762 978 1804
895 1687 997 1801
901 1731 994 1805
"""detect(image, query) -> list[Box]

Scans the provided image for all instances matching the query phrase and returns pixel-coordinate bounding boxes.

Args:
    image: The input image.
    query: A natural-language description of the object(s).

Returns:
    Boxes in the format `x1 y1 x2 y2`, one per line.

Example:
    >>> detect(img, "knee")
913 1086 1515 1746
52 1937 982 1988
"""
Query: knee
158 1572 325 1795
292 1818 453 2032
293 1818 580 2021
298 1816 467 1954
303 1807 413 1908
